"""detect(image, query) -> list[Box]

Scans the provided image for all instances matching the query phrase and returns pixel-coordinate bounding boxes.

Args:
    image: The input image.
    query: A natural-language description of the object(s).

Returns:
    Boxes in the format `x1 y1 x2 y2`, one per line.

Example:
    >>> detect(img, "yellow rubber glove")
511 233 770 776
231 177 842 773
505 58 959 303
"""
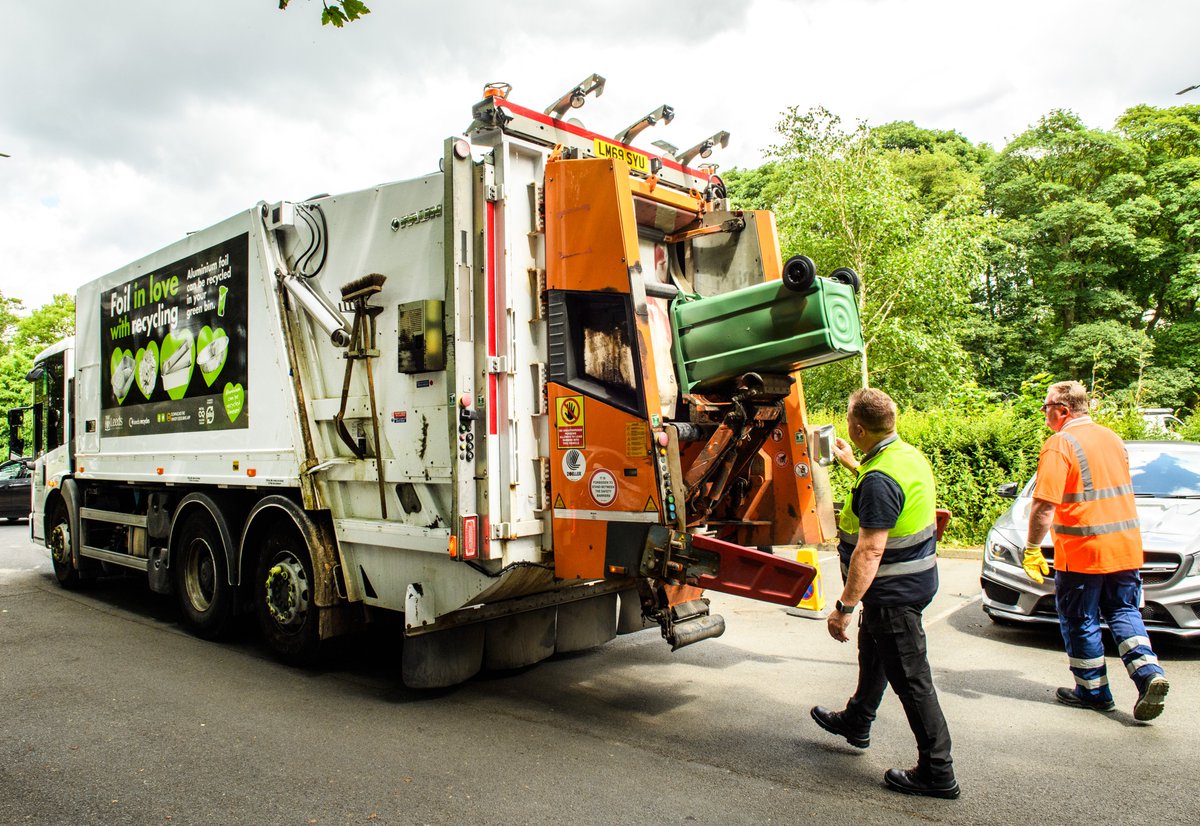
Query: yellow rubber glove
1023 544 1049 584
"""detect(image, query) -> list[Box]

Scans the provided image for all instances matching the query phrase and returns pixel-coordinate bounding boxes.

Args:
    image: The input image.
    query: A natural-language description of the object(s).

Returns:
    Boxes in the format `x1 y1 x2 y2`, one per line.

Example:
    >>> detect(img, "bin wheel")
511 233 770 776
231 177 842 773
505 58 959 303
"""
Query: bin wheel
830 267 861 294
782 255 817 293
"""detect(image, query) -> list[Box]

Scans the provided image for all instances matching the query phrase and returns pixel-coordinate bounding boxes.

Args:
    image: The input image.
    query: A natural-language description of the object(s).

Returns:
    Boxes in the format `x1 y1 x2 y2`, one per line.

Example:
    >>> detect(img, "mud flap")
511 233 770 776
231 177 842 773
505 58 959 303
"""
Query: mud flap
483 606 556 671
402 624 484 689
556 592 618 653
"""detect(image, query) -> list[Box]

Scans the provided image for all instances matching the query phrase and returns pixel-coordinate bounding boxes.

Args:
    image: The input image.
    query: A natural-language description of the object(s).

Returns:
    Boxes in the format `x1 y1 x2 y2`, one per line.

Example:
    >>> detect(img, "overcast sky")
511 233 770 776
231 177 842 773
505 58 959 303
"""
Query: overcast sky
2 0 1197 311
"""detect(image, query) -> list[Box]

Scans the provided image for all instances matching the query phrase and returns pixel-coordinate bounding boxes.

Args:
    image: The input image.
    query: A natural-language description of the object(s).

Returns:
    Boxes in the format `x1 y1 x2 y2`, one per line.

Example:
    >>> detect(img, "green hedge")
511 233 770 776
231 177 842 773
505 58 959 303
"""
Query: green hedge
808 405 1046 545
808 398 1200 544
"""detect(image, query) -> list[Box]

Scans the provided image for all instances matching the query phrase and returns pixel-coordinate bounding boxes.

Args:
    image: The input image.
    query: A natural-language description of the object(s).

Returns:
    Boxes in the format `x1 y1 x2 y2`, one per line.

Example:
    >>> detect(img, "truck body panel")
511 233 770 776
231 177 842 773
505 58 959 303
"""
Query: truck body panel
17 81 863 686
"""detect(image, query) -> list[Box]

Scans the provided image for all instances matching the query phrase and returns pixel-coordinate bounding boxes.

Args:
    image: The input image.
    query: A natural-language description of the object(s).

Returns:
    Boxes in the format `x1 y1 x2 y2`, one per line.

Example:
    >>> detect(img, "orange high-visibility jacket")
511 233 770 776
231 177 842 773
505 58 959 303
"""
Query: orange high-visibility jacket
1033 417 1142 573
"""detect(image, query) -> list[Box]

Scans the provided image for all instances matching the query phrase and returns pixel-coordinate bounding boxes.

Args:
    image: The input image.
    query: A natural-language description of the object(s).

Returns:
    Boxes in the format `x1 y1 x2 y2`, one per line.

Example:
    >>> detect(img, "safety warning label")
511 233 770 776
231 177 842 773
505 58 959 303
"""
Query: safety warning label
589 469 617 506
556 395 585 449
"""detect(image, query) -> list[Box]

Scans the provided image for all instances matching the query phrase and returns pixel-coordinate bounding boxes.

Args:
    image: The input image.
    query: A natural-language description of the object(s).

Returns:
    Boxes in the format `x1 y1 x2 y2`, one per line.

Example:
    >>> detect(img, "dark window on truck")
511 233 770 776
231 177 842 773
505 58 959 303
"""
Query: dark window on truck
546 290 646 418
31 353 65 457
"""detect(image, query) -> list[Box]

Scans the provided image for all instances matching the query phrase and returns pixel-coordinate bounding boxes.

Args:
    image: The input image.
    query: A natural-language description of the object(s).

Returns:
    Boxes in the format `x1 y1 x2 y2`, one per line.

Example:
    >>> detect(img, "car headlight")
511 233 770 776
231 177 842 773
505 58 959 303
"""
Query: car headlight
1186 553 1200 578
986 532 1020 565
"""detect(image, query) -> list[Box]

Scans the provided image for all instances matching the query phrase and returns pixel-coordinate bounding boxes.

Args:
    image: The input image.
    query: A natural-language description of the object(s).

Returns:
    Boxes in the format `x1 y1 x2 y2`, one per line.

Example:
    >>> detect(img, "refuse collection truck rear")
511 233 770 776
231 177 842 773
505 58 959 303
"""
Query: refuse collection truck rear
16 78 864 687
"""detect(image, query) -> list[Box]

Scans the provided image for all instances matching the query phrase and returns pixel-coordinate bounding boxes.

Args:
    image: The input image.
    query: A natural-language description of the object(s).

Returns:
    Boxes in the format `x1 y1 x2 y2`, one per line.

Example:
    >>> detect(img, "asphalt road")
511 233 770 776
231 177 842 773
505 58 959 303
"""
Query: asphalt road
2 521 1198 826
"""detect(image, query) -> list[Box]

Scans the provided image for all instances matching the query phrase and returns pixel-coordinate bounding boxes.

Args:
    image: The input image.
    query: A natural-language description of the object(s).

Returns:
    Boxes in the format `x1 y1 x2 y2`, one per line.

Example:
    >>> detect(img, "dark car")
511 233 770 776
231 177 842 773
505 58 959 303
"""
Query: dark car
0 458 32 521
981 440 1200 638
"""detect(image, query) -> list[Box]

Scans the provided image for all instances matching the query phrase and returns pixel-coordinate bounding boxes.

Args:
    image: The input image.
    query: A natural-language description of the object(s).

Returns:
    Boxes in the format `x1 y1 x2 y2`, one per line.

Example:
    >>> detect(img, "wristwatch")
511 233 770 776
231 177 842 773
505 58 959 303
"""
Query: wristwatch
835 599 856 615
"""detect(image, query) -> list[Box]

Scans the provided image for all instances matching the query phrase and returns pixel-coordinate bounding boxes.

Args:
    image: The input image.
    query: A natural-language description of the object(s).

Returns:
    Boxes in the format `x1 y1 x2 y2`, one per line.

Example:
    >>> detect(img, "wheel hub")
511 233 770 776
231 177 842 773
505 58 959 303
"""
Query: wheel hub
264 558 310 627
184 539 217 611
50 523 71 564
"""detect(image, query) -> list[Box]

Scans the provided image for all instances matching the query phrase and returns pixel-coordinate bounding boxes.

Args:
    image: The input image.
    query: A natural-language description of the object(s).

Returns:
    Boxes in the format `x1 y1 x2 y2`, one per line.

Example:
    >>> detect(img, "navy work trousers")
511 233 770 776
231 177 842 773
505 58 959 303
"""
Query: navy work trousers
1055 568 1165 704
845 601 954 783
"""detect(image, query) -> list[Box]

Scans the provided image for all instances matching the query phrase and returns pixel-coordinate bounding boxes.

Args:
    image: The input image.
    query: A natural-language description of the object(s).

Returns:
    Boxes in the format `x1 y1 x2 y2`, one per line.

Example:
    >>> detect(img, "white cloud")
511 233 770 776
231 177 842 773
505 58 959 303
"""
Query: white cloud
2 0 1198 309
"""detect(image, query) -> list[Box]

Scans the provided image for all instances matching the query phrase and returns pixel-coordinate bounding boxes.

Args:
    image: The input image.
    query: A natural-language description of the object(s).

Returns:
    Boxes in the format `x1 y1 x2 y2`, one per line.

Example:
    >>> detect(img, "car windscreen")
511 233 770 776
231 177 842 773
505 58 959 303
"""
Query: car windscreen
1018 442 1200 498
1129 444 1200 497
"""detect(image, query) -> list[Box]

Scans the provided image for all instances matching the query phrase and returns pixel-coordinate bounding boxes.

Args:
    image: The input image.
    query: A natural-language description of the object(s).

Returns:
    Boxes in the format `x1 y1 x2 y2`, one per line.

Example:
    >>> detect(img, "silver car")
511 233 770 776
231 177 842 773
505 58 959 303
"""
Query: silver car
981 440 1200 638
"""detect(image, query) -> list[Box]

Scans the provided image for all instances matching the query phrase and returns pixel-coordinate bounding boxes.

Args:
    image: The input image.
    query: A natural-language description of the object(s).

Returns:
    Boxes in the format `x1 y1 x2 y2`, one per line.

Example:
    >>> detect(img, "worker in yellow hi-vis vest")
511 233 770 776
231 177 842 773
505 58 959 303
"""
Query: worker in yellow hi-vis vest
809 387 959 800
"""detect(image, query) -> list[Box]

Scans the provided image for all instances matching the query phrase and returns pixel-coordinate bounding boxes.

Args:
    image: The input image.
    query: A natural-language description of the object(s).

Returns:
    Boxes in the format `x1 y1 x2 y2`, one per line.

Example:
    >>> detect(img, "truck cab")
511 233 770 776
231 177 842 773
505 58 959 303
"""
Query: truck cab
24 338 74 544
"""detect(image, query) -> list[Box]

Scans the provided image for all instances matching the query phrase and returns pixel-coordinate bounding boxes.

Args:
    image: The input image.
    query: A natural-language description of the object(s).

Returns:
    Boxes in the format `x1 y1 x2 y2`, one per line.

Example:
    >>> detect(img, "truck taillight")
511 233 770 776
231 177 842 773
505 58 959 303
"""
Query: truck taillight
461 515 478 560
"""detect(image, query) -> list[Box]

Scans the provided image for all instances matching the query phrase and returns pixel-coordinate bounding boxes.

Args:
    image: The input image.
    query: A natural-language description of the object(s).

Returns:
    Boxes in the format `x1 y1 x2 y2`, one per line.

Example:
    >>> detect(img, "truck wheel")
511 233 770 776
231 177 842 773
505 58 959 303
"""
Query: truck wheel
174 511 235 638
48 504 79 589
255 529 322 665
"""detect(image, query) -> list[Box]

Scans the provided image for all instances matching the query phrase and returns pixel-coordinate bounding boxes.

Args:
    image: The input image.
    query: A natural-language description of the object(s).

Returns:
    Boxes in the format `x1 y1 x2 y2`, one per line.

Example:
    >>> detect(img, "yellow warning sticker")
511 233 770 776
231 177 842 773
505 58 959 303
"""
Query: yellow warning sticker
625 422 647 457
593 138 650 174
643 495 658 513
556 395 585 449
554 493 566 509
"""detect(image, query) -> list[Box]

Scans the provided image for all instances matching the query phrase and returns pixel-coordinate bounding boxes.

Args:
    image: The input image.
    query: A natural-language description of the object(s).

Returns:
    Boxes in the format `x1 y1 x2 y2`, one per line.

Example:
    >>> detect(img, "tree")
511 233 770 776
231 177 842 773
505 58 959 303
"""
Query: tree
727 107 986 409
1115 104 1200 404
968 109 1191 402
278 0 370 27
873 121 995 215
0 294 76 459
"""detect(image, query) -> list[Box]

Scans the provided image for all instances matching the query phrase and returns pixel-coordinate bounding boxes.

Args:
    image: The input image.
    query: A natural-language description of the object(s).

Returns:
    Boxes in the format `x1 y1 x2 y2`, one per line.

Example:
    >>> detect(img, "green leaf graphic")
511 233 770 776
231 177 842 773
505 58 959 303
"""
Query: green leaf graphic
223 382 245 423
110 348 135 404
135 341 159 400
159 330 195 401
196 326 229 387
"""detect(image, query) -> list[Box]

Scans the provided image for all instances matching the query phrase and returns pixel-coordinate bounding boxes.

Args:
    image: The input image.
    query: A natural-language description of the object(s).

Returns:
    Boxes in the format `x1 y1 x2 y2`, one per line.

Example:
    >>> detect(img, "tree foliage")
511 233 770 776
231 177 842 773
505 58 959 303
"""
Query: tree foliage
726 107 987 409
0 292 75 459
967 106 1200 406
278 0 370 27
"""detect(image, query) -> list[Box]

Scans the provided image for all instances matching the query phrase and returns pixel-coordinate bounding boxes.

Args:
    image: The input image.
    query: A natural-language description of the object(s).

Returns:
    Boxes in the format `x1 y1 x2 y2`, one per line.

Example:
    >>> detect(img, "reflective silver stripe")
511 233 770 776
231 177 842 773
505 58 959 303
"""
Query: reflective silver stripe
1069 656 1106 669
884 523 937 549
1060 432 1093 492
1053 518 1140 537
874 554 937 578
1073 674 1109 689
1125 654 1159 674
840 523 936 550
1118 636 1152 656
840 562 850 579
1061 483 1134 503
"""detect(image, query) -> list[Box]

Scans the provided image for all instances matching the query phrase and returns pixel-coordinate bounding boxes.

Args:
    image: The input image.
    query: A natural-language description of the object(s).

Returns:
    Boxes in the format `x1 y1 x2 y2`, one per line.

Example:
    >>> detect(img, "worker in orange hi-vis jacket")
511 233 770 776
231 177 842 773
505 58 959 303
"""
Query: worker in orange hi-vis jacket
1025 380 1169 722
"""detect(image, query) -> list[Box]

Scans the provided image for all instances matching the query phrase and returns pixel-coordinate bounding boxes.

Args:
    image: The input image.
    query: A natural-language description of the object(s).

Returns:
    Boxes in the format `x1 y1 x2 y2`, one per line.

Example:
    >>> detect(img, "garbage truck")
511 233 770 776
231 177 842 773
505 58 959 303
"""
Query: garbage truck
13 77 864 687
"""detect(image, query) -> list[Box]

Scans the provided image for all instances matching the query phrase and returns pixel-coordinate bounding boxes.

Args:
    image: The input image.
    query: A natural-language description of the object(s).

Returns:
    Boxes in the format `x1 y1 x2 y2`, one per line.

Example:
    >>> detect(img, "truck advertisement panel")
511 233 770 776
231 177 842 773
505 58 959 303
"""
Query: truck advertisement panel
100 234 249 437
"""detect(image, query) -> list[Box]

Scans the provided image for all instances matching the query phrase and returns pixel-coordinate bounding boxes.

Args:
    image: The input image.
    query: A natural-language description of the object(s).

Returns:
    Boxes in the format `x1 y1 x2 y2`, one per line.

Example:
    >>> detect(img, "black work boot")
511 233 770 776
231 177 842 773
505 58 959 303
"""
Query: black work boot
810 706 870 749
1055 687 1115 712
884 767 960 800
1133 674 1169 722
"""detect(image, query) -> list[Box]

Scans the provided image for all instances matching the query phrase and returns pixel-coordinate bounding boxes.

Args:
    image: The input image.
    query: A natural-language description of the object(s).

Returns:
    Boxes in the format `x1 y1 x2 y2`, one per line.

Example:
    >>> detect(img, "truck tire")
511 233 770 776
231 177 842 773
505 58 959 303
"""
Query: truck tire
48 503 79 589
255 527 322 665
174 511 236 638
